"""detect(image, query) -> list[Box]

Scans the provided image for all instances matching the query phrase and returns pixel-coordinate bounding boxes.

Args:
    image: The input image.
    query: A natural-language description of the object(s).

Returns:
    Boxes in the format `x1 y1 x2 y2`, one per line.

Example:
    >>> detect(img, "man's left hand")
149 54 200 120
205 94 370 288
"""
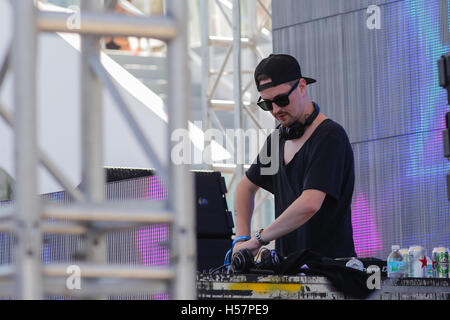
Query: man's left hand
232 237 261 257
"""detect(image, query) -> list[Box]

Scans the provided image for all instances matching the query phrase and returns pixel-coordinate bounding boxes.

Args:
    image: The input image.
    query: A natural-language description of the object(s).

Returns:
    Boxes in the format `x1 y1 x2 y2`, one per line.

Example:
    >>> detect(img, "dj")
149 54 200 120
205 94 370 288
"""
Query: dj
232 54 356 259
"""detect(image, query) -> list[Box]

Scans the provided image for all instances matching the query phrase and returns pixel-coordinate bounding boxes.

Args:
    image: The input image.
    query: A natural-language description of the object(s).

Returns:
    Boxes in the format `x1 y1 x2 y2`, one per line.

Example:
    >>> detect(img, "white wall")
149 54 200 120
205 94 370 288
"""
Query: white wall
0 1 229 194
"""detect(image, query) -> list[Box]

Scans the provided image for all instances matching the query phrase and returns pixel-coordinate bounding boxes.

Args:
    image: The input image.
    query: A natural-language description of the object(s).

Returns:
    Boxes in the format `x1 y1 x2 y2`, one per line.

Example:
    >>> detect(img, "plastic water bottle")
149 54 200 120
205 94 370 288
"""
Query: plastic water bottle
387 245 405 278
426 255 434 278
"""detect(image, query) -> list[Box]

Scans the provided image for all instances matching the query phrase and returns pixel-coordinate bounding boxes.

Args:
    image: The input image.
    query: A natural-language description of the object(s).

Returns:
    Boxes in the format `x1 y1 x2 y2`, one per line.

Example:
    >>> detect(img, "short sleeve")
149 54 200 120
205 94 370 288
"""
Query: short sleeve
245 133 277 194
302 132 347 200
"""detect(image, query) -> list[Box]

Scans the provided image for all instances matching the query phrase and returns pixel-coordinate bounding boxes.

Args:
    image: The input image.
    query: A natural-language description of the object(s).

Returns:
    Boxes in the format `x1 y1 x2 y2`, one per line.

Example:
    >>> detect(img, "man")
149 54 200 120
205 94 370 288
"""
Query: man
232 54 356 259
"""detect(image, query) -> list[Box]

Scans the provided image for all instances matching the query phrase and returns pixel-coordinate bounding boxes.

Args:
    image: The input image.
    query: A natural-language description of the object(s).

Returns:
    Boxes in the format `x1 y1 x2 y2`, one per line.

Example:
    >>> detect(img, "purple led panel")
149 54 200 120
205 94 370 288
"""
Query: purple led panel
136 176 169 267
351 192 383 257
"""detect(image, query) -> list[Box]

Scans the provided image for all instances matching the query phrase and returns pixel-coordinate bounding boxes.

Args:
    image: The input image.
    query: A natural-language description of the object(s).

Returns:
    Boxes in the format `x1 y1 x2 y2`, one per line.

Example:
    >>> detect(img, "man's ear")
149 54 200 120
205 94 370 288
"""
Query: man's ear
299 78 308 96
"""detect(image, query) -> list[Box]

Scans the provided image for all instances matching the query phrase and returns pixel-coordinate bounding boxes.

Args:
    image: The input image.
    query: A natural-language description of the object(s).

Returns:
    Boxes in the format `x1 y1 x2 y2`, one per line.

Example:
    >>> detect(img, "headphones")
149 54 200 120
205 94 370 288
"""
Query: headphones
230 248 281 274
230 249 255 273
279 102 320 140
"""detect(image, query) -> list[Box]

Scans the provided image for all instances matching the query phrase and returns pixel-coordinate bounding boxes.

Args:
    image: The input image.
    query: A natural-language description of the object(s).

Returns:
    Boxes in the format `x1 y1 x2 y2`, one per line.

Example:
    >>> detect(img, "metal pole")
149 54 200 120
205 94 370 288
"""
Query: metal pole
13 0 42 299
167 0 196 300
248 0 262 231
89 57 168 184
80 0 104 203
0 45 10 87
233 0 244 179
37 11 178 39
0 106 85 202
200 0 212 168
79 2 105 298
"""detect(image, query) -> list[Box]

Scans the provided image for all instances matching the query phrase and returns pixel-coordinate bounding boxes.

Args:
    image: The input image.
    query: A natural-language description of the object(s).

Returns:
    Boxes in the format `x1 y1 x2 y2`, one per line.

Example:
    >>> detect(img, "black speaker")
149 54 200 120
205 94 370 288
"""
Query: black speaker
194 171 234 237
194 171 234 271
197 238 232 272
104 168 234 237
102 168 234 271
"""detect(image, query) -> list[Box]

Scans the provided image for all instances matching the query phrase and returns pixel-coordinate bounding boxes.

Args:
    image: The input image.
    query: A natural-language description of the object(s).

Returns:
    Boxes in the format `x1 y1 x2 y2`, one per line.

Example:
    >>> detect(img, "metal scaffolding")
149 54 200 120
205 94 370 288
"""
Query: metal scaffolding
200 0 273 230
0 0 195 299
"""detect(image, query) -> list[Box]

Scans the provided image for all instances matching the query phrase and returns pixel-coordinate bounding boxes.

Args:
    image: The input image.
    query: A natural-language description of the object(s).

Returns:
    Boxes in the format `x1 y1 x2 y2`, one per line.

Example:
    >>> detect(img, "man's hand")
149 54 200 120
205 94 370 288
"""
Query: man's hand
232 237 261 257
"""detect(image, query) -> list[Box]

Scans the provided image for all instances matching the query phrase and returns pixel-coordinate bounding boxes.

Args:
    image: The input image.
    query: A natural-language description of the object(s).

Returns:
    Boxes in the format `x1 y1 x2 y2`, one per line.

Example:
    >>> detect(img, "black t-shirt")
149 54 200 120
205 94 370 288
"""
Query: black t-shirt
246 118 356 259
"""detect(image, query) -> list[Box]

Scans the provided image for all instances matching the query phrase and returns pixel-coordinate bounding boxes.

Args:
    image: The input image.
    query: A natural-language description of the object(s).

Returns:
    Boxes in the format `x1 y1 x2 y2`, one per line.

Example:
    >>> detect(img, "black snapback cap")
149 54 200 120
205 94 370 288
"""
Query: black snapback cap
254 54 316 91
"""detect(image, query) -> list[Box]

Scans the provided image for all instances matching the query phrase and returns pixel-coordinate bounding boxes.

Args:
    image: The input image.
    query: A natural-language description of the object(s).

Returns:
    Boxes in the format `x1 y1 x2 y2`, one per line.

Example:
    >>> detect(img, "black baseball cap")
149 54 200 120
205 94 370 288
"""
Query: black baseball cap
254 54 316 91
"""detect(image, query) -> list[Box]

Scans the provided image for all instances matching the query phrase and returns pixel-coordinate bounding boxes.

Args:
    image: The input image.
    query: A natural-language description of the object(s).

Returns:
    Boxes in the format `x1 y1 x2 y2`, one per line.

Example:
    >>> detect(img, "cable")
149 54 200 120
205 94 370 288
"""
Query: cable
254 246 267 262
208 263 231 275
224 236 251 265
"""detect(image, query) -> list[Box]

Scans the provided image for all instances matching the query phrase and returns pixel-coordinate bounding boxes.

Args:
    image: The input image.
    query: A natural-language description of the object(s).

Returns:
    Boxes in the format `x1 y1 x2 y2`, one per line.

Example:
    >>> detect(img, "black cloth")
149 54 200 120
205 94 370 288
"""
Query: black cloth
273 249 372 299
246 118 356 258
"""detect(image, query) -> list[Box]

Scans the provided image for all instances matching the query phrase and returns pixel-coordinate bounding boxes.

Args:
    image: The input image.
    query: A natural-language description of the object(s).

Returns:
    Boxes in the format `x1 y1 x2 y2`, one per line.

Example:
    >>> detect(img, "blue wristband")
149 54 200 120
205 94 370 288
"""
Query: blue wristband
224 236 251 266
232 236 251 247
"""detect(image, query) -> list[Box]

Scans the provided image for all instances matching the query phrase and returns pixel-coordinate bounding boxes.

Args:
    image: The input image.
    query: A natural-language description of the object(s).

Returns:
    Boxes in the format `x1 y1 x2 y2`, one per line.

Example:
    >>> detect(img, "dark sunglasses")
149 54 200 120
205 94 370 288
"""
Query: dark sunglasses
257 81 299 111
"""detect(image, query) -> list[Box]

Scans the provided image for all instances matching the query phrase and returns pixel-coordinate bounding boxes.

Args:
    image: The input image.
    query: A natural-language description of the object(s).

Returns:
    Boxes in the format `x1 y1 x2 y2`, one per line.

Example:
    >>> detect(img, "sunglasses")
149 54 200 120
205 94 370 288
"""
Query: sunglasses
257 81 299 111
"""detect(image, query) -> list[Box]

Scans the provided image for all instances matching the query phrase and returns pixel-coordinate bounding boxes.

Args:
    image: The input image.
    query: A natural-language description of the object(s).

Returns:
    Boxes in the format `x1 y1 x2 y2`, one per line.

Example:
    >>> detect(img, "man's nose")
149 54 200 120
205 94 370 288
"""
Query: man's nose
272 103 282 113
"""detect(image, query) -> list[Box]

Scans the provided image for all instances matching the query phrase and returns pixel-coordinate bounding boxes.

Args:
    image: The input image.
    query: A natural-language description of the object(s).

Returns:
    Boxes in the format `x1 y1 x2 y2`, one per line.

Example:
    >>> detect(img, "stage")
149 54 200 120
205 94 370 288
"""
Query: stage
197 273 450 300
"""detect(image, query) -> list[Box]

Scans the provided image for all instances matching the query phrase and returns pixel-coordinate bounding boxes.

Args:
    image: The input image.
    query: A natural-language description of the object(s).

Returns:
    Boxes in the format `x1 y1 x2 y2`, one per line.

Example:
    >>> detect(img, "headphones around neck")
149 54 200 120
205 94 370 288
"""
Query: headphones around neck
278 102 320 140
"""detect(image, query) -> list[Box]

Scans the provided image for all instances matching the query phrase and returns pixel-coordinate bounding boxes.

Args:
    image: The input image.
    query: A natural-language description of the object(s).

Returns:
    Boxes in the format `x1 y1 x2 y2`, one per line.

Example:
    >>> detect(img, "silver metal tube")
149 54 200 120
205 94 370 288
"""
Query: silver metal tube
0 265 15 278
13 0 43 300
44 264 175 280
211 99 250 111
226 173 236 196
242 105 263 130
209 36 251 47
233 0 244 179
38 150 86 202
44 203 173 223
0 105 85 202
215 0 233 28
210 70 254 76
207 109 236 151
0 282 15 297
242 76 254 94
41 222 86 235
37 11 178 39
254 11 271 41
257 0 272 18
200 0 212 168
44 278 168 298
89 57 168 184
80 0 104 203
0 221 87 235
167 0 196 300
0 206 14 220
209 44 233 99
0 45 10 87
79 3 105 292
0 221 15 233
254 190 271 212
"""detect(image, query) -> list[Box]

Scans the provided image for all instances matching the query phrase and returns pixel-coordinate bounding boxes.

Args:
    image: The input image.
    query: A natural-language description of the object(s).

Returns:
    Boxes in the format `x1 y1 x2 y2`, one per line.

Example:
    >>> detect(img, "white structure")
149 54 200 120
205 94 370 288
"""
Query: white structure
0 0 202 300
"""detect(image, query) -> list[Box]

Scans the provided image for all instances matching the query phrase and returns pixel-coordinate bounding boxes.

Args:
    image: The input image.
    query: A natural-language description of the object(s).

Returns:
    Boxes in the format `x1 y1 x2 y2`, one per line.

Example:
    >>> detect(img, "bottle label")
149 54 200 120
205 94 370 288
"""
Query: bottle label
388 261 405 273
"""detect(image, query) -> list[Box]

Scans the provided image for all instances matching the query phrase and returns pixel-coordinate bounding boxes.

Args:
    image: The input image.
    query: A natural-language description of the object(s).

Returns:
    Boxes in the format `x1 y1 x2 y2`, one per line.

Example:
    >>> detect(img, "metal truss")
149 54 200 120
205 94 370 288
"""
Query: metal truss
0 0 195 299
200 0 273 230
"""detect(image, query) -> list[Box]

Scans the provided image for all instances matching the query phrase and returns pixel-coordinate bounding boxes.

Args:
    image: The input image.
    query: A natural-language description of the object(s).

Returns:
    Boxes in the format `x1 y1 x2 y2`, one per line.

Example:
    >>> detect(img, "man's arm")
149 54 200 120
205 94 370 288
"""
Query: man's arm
259 189 326 243
233 175 260 238
233 189 326 255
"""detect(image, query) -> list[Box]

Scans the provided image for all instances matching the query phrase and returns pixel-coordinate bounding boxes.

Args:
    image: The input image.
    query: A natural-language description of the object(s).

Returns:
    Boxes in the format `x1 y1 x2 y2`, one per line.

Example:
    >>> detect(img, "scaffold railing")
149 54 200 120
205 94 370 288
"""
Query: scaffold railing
0 0 195 300
200 0 273 233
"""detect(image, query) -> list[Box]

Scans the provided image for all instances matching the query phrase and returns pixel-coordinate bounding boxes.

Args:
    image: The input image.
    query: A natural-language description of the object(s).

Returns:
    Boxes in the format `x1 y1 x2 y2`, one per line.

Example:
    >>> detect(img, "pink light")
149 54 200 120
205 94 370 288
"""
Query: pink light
351 192 383 257
136 176 170 270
